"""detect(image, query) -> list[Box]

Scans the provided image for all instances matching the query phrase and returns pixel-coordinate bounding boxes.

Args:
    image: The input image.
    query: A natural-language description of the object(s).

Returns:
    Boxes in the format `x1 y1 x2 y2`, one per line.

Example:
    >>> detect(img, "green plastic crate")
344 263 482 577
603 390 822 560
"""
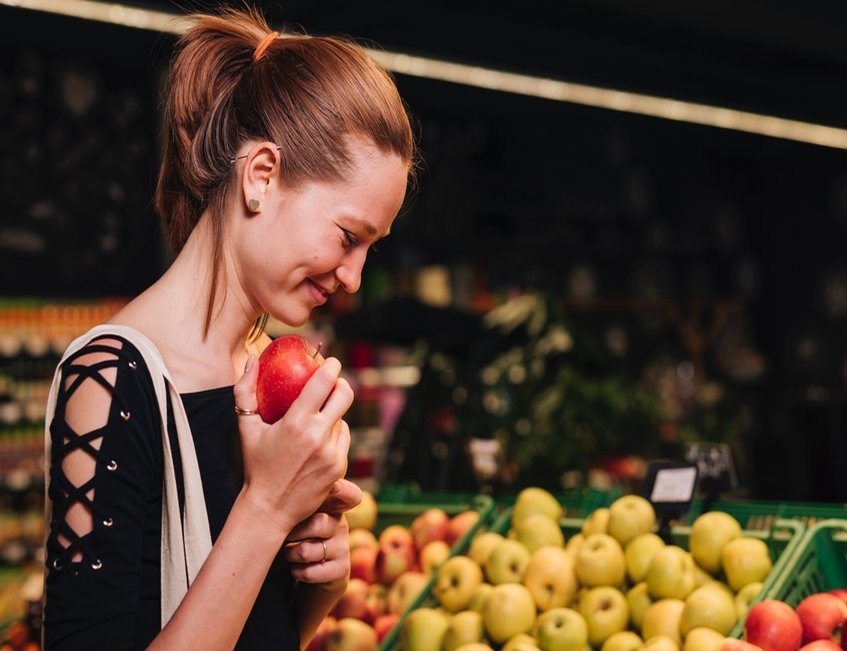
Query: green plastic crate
685 499 847 532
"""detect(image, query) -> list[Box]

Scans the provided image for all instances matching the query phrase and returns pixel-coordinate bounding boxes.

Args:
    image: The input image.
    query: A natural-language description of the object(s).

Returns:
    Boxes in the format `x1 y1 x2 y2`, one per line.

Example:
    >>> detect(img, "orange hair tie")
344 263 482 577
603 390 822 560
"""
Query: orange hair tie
253 31 278 62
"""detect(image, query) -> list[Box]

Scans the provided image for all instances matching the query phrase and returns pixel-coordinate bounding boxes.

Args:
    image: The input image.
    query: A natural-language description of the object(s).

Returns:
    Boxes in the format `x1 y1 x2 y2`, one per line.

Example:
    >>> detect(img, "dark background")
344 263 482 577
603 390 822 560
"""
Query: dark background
2 1 847 500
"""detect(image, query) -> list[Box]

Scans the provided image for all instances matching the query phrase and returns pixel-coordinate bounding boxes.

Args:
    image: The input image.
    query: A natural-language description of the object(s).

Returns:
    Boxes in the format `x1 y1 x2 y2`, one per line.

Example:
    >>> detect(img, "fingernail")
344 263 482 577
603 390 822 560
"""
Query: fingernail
244 354 256 372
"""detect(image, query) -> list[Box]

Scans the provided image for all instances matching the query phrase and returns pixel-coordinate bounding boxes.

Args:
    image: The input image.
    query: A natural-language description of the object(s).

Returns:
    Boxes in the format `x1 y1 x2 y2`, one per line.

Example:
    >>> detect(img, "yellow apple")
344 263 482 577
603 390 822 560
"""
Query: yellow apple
640 598 685 646
387 570 429 615
435 555 485 613
467 582 495 613
469 531 506 567
626 581 655 631
513 513 565 552
401 607 450 651
578 585 630 648
624 532 666 584
349 527 379 552
601 630 644 651
607 495 657 547
512 487 564 527
688 511 742 575
485 538 532 585
420 539 452 574
719 537 772 592
681 626 726 651
443 609 486 651
533 607 589 651
482 583 538 644
346 489 378 531
502 633 542 651
644 546 697 600
453 644 495 651
581 508 610 536
575 533 626 588
566 532 585 556
733 581 763 620
325 616 378 651
523 545 578 611
680 580 738 637
643 635 680 651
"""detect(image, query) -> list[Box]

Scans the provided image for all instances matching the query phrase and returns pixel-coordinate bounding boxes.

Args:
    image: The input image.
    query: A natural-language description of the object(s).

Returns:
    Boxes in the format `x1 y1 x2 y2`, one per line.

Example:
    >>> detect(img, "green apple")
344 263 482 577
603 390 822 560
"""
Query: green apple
467 582 495 613
575 533 626 588
643 635 680 651
502 633 541 651
453 645 495 651
733 581 763 620
482 583 538 644
469 531 506 567
523 545 578 611
485 538 532 585
435 555 485 613
601 630 644 651
640 598 685 646
688 511 742 575
644 545 697 600
443 610 486 651
512 487 564 527
681 626 726 651
401 607 450 651
533 607 589 651
625 532 666 584
607 495 657 547
324 616 378 651
626 581 655 631
578 585 629 648
720 537 772 592
679 580 738 637
581 508 610 536
513 513 565 552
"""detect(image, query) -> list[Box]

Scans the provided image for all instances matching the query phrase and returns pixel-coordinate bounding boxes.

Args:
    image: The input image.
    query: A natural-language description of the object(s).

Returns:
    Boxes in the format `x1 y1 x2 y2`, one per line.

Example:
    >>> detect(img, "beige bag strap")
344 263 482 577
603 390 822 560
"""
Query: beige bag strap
44 324 213 628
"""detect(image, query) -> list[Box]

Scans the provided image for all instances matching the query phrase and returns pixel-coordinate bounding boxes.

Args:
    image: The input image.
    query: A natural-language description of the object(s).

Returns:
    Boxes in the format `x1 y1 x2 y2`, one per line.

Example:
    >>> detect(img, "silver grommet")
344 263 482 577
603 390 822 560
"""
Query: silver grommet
102 517 113 527
106 460 118 471
91 559 103 570
128 361 137 369
120 410 131 421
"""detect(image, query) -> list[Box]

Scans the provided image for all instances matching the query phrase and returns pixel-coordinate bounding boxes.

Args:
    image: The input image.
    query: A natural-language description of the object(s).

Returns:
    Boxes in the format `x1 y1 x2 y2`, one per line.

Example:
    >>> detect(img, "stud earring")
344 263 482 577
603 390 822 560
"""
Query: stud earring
248 198 260 212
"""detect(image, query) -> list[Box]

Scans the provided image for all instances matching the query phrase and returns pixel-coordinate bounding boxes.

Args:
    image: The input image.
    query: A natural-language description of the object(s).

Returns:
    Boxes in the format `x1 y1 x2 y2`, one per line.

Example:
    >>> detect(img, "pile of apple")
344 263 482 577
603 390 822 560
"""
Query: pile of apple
727 590 847 651
307 490 485 651
392 487 782 651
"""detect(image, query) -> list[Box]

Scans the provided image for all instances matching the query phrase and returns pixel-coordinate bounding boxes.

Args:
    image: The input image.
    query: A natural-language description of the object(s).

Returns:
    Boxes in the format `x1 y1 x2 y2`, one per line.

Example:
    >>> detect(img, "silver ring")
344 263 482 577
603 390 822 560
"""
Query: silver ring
321 540 328 563
234 405 258 416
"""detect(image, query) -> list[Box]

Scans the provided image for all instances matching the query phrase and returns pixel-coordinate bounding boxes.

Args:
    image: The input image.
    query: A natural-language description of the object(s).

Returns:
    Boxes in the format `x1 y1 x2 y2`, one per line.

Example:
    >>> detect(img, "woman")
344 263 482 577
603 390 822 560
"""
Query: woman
42 4 417 649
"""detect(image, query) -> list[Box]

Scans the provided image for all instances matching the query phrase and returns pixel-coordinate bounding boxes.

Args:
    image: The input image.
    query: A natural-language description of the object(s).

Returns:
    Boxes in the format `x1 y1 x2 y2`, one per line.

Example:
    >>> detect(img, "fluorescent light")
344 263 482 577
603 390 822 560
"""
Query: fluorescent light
5 0 847 150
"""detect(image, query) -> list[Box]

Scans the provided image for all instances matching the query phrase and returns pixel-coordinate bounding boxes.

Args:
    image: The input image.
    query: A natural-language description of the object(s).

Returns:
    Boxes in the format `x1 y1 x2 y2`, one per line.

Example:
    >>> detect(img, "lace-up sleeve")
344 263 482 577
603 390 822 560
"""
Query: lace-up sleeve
44 335 165 650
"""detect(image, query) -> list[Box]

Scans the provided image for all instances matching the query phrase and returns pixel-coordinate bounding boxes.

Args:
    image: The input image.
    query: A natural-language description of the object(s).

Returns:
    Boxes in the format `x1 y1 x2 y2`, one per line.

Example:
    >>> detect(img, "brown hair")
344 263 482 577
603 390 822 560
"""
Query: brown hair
154 4 418 333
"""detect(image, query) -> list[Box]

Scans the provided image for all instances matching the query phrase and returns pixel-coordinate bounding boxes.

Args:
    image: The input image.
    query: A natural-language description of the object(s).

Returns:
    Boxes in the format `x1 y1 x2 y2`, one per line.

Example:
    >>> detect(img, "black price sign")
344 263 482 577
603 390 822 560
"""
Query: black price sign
684 442 737 495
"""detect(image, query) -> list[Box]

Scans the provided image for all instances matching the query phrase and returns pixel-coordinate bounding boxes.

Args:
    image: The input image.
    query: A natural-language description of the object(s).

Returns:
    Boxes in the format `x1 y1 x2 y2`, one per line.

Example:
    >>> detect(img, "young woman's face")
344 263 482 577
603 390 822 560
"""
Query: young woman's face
235 140 409 327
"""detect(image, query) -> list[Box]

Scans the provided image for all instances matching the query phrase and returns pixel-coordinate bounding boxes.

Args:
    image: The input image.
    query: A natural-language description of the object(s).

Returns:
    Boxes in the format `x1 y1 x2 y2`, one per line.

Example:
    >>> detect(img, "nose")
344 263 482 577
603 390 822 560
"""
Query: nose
336 252 366 294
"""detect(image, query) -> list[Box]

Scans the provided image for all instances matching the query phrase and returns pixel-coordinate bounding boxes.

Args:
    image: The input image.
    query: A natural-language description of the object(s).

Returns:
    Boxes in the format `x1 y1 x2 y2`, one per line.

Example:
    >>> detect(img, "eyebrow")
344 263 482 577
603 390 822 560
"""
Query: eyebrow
346 216 391 239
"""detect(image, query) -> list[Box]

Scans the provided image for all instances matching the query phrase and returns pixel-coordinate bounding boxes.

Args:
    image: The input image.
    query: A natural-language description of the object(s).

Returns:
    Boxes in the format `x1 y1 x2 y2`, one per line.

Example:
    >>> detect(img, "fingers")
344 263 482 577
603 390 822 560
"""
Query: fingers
283 537 330 565
319 479 363 515
233 354 259 414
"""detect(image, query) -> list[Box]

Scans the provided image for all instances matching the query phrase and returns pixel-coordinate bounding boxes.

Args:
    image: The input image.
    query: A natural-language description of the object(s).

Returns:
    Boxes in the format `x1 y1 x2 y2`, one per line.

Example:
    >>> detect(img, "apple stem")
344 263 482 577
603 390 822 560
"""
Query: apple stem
313 342 323 358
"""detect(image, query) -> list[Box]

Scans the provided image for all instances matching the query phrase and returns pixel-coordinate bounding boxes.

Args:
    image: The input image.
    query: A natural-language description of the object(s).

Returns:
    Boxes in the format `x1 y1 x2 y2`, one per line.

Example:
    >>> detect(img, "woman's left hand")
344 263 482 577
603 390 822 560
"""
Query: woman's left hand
283 478 362 584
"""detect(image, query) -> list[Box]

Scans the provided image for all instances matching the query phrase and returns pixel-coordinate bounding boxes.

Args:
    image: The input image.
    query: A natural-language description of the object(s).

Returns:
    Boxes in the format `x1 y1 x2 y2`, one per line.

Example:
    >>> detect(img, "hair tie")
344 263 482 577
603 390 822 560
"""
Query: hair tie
253 31 278 62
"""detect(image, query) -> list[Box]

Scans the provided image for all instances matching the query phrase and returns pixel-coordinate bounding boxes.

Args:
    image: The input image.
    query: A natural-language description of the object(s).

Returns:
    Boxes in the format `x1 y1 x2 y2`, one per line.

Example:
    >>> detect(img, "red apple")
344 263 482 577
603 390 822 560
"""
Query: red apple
375 525 417 586
306 615 338 651
256 334 323 423
830 589 847 606
364 583 388 623
350 545 378 584
331 578 371 621
796 593 847 644
374 612 400 643
723 640 765 651
409 507 450 551
348 528 379 553
446 509 481 546
744 599 803 651
801 641 842 651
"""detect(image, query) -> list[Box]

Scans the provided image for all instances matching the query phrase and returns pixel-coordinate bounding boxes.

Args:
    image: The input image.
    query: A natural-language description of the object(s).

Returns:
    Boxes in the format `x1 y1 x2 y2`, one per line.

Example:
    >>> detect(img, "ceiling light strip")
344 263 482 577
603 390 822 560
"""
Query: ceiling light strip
6 0 847 151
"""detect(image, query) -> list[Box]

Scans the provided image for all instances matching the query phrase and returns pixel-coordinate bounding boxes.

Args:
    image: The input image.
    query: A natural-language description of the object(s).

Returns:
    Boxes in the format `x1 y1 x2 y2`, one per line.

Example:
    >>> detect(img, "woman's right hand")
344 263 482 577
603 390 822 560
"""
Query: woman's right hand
232 353 354 538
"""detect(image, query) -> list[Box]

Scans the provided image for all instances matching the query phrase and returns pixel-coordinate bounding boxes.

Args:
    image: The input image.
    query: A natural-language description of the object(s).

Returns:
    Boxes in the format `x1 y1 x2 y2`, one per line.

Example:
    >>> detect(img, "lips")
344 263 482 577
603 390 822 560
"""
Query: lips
307 279 330 304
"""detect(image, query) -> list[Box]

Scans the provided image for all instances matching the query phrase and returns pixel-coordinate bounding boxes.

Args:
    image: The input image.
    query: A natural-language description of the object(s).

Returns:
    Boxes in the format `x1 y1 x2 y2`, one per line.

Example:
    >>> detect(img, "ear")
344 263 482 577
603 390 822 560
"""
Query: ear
241 141 280 212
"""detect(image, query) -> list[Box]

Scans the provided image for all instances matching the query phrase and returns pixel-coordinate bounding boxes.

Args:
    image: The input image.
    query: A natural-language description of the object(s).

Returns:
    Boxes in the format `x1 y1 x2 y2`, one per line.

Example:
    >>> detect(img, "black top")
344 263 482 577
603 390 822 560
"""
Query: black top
43 335 299 650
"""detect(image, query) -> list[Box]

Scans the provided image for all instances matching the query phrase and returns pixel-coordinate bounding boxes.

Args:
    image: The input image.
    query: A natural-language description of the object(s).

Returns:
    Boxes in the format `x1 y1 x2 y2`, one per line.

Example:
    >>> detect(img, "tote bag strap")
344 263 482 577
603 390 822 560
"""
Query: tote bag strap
44 324 213 627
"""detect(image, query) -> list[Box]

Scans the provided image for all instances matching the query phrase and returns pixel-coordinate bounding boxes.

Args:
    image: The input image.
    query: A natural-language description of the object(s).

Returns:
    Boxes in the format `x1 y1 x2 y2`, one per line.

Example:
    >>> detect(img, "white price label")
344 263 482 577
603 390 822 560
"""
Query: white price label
650 466 698 503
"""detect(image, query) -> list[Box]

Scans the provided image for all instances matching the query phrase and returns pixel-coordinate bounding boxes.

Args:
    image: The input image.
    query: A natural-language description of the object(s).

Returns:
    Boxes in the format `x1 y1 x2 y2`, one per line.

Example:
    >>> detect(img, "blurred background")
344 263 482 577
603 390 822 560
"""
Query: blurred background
3 1 847 608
